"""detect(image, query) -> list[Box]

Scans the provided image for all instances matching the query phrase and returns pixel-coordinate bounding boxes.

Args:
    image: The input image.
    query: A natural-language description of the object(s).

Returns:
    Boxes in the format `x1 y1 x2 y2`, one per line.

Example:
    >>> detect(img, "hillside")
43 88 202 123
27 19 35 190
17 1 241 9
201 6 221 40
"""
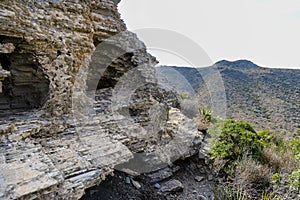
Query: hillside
157 60 300 135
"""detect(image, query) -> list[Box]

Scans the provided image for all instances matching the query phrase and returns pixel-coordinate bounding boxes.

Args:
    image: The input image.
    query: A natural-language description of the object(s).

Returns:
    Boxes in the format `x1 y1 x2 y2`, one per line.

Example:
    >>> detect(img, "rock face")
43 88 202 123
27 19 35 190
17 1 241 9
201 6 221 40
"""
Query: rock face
0 0 127 116
0 1 202 199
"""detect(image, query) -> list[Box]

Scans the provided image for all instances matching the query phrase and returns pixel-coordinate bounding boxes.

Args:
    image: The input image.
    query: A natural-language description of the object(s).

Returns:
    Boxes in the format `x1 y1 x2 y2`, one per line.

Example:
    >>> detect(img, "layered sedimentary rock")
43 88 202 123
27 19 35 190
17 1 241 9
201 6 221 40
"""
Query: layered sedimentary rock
0 1 202 199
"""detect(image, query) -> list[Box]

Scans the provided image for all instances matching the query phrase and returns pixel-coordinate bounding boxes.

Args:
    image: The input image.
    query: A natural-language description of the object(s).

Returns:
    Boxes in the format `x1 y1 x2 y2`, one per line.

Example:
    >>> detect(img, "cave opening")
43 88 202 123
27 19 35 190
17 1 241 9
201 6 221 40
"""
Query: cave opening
0 37 50 118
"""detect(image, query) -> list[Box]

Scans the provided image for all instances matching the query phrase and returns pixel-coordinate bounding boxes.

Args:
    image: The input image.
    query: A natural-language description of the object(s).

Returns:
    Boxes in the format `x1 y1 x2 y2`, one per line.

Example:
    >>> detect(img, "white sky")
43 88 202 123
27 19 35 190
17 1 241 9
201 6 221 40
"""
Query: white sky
119 0 300 69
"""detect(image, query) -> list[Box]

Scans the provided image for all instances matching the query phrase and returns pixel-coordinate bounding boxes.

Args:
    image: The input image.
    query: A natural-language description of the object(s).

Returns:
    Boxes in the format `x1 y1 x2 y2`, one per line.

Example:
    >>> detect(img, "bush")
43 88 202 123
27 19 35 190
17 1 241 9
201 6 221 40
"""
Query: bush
209 120 271 173
208 118 300 197
193 106 214 131
198 107 213 122
257 130 283 148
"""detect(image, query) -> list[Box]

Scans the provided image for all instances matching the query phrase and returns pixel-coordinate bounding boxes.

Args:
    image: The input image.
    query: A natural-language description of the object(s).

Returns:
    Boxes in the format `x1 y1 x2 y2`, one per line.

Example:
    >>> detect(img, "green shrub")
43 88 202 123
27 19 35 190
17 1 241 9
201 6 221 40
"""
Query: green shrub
208 117 300 196
257 130 282 148
210 120 270 173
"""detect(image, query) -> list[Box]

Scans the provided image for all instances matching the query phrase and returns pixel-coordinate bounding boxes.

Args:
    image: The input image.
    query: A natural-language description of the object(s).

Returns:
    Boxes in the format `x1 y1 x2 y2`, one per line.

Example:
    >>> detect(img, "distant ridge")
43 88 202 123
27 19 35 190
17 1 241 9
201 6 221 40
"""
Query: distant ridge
214 59 260 69
156 61 300 135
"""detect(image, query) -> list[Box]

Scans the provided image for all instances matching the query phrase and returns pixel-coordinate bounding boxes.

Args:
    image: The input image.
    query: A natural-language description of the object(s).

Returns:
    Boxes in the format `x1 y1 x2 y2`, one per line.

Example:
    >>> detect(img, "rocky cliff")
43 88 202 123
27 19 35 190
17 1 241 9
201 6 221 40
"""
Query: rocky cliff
0 1 202 199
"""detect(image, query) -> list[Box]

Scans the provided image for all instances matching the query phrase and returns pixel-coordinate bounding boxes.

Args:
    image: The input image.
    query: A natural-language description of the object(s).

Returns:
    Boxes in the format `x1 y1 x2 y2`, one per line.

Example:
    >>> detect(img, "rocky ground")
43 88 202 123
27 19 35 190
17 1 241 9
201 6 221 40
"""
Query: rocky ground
81 155 217 200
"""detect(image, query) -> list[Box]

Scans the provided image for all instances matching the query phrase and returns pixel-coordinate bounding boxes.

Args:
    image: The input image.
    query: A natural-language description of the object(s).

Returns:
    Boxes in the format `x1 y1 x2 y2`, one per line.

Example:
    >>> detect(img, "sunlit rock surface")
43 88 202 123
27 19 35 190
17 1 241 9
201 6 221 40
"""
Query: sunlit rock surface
0 1 202 199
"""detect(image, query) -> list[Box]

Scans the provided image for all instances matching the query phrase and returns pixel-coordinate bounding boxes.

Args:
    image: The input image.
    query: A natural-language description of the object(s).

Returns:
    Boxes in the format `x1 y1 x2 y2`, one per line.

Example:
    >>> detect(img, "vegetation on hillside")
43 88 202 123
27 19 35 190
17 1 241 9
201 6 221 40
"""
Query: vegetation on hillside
159 61 300 199
157 62 300 136
206 116 300 199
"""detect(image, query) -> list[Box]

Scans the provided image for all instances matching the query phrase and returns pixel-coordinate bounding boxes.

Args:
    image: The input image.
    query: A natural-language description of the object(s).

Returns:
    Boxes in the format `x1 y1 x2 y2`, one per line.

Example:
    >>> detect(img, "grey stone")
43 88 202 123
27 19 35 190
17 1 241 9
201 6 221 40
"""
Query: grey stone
147 167 173 183
154 183 161 189
131 179 141 189
160 179 184 194
125 177 131 184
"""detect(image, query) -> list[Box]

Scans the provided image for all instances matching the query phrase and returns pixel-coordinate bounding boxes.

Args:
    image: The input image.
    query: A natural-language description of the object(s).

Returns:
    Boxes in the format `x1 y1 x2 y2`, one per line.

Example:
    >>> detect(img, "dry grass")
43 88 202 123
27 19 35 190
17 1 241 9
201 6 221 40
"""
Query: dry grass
235 157 272 189
214 184 250 200
262 147 298 173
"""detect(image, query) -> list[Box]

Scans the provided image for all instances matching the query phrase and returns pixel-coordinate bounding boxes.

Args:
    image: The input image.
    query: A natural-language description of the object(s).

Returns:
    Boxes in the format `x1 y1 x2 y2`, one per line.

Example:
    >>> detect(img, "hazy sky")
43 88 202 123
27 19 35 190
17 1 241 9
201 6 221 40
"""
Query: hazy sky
119 0 300 68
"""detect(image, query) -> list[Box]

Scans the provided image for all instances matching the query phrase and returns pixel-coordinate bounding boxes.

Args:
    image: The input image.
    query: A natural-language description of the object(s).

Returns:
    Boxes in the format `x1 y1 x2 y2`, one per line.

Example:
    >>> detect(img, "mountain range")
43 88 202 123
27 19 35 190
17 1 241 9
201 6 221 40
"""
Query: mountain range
156 60 300 135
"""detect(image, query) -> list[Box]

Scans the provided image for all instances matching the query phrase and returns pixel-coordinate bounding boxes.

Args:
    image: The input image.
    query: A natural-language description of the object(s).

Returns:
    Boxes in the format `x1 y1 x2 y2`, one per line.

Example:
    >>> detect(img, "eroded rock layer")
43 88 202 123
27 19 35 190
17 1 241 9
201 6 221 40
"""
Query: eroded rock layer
0 1 202 199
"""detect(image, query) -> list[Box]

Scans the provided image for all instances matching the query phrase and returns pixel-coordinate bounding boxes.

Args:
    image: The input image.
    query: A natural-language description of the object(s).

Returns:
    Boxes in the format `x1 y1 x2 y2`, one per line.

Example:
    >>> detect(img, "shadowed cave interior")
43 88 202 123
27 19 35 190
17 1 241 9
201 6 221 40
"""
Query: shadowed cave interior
0 36 49 118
